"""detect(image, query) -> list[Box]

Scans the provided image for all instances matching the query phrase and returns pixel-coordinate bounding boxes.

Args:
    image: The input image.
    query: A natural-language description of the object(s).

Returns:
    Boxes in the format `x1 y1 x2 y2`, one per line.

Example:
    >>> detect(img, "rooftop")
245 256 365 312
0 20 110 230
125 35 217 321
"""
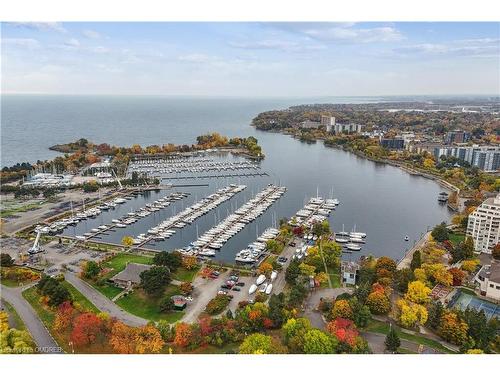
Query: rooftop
478 261 500 284
110 262 152 284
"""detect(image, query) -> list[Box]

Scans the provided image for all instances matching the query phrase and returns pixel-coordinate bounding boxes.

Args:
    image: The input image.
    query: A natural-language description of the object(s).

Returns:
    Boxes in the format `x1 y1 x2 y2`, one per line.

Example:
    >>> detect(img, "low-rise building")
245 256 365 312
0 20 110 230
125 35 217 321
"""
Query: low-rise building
467 194 500 254
341 261 360 285
110 262 152 289
474 262 500 301
380 138 405 150
299 120 321 129
444 130 471 145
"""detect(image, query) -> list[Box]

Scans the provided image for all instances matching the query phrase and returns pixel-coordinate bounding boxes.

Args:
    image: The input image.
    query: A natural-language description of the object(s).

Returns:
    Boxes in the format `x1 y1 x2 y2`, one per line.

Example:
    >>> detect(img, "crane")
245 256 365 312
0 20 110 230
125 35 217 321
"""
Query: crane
111 168 123 190
28 230 43 254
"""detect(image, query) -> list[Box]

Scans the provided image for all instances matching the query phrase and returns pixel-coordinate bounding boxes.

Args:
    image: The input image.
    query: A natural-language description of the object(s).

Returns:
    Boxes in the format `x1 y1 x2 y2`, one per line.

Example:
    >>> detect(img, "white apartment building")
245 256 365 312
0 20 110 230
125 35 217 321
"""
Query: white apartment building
321 115 336 132
474 262 500 301
333 123 364 134
467 194 500 254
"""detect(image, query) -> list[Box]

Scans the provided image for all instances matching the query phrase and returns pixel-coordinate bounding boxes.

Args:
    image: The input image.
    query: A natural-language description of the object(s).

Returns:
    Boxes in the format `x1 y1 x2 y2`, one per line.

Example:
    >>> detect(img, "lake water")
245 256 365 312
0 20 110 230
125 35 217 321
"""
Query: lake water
1 95 452 262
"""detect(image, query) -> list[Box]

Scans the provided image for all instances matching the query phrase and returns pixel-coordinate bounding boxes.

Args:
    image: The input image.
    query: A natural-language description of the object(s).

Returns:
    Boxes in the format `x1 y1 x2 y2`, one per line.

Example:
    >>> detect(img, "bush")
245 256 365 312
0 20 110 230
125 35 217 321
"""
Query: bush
205 295 230 315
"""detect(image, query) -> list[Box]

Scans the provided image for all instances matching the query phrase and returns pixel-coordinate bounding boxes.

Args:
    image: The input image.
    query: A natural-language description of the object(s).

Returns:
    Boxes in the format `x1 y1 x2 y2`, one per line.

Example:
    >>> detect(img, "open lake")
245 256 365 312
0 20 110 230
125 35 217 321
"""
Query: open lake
1 95 453 262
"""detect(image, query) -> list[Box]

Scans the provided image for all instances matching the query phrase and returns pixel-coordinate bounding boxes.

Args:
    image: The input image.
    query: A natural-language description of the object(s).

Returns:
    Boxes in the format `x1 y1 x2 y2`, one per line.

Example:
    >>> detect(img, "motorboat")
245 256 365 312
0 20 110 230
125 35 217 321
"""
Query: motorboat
270 271 277 281
404 236 409 241
265 284 273 295
256 274 266 285
345 243 362 251
248 284 257 294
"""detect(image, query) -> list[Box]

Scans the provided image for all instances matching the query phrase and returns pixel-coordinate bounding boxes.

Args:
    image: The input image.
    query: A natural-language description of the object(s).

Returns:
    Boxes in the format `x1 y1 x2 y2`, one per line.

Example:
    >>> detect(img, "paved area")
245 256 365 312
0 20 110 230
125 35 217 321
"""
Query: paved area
361 331 439 354
302 287 353 329
182 270 230 323
63 271 148 327
397 231 431 270
0 284 61 353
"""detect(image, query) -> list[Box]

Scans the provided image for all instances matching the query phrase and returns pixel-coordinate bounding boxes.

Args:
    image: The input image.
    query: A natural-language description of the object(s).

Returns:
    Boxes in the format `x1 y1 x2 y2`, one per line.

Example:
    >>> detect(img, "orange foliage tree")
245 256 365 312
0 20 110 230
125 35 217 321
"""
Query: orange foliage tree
70 312 104 347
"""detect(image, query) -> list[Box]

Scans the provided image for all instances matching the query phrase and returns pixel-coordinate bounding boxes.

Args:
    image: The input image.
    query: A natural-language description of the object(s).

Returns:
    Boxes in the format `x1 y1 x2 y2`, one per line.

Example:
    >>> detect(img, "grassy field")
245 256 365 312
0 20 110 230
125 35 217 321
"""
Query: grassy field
116 284 184 322
0 202 42 218
2 300 27 331
22 286 56 327
449 232 466 247
171 267 199 282
363 319 456 354
0 278 23 287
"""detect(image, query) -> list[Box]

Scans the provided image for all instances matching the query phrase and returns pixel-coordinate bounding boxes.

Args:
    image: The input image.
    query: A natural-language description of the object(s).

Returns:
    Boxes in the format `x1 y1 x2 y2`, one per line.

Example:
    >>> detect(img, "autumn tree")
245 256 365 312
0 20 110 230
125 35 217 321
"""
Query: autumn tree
282 318 311 353
303 329 337 354
396 299 428 328
258 262 273 277
121 236 134 247
54 301 75 333
110 322 138 354
492 243 500 260
135 324 164 354
70 312 104 347
405 281 431 305
173 322 193 348
82 260 101 280
239 333 287 354
179 282 193 296
366 290 391 315
182 255 198 270
331 299 354 320
438 311 469 346
326 318 359 348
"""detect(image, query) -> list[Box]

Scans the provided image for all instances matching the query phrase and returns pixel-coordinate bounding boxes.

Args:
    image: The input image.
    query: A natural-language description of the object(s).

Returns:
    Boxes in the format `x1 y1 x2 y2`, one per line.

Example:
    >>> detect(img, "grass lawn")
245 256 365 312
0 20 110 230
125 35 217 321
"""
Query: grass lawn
171 267 199 282
321 273 341 288
22 286 56 327
0 278 22 287
2 300 27 331
363 319 456 354
449 232 465 247
62 281 99 313
116 284 184 322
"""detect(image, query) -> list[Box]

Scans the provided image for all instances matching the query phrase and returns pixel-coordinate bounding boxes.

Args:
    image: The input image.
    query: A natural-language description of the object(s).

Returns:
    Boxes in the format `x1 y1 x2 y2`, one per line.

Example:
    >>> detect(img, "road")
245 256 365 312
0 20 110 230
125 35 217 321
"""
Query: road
63 272 148 327
0 284 61 353
182 270 230 323
302 287 353 329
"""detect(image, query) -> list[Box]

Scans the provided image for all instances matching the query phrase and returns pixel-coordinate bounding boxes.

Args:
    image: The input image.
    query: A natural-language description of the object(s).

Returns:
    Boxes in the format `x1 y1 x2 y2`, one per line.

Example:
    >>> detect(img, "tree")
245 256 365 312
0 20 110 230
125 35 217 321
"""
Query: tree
461 307 499 352
82 260 101 279
431 222 449 242
427 301 444 330
410 251 422 271
159 297 175 312
438 311 469 346
385 326 401 353
287 282 308 308
449 267 466 286
375 256 397 275
298 263 316 277
366 290 391 315
121 236 134 247
0 253 14 267
396 299 428 328
394 268 415 293
282 318 311 353
182 255 198 270
110 321 138 354
268 293 286 328
37 275 72 307
285 260 301 285
302 329 337 354
326 318 359 349
492 243 500 260
153 251 182 272
349 297 371 328
173 322 193 348
54 301 75 333
180 282 193 296
461 259 480 273
70 313 104 347
405 281 431 305
258 262 273 277
239 333 286 354
135 324 164 354
265 239 283 254
139 266 171 297
331 299 353 320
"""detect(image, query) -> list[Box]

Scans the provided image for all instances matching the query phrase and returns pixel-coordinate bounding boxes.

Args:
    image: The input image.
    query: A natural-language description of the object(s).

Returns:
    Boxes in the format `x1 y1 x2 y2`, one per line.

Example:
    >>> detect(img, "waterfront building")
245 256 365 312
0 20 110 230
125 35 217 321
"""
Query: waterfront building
467 194 500 254
444 130 471 145
320 115 336 132
299 120 321 129
110 263 152 288
23 172 75 187
341 261 360 285
333 123 364 134
474 262 500 301
380 138 405 150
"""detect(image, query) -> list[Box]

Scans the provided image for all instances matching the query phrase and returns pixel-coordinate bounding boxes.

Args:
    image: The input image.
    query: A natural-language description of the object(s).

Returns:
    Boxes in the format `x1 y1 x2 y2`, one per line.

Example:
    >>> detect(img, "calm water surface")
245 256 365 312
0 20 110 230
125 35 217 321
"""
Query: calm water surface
2 95 452 262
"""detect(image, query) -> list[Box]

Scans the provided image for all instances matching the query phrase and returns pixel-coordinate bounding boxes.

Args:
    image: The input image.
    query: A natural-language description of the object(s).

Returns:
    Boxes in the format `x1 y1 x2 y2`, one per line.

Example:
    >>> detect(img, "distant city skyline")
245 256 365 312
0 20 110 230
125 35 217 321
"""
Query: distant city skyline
1 22 499 96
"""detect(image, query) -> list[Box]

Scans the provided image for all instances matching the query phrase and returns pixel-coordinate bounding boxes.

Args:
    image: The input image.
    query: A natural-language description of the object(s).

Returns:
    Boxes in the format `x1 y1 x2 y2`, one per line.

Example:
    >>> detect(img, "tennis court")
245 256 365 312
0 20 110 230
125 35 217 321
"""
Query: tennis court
449 291 500 320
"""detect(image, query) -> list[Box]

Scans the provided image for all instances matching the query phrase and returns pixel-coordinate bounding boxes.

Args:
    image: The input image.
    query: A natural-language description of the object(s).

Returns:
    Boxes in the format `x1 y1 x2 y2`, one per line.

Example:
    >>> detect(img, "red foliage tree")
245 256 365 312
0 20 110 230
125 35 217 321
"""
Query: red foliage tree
326 318 359 347
449 267 466 286
70 312 103 347
173 322 193 348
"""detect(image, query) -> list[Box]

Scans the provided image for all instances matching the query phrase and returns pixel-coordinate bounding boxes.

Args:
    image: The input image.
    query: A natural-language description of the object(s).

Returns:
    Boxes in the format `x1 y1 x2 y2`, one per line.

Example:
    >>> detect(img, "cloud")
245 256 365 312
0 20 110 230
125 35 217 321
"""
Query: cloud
82 29 101 39
229 39 325 52
2 37 40 49
9 22 66 33
394 38 500 57
64 38 81 48
302 24 403 43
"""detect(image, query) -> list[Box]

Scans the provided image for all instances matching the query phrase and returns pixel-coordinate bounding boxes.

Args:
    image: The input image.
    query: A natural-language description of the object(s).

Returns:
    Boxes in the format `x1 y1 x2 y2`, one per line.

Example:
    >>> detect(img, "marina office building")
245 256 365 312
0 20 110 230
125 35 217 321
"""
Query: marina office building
467 194 500 254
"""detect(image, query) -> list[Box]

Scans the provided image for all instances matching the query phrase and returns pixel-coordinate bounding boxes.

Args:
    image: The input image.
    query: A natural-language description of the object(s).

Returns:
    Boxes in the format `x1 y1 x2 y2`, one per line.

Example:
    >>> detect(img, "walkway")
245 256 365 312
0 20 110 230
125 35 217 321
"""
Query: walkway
1 284 61 353
397 231 431 270
63 272 148 327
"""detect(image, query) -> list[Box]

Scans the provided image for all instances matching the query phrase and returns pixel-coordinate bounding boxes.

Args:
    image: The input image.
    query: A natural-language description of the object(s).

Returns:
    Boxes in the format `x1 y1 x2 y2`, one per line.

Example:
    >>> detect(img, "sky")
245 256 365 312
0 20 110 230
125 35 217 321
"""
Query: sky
1 22 499 96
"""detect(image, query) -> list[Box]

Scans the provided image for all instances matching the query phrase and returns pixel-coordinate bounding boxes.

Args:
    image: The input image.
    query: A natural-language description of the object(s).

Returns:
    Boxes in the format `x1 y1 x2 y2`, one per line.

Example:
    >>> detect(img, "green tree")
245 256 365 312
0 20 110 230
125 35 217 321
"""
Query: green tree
431 222 449 242
410 251 422 271
385 326 401 353
83 260 101 279
282 318 311 353
159 296 175 312
239 333 286 354
303 329 338 354
139 266 171 298
0 254 14 267
394 268 415 293
285 260 301 285
153 251 182 272
427 301 444 330
268 293 286 328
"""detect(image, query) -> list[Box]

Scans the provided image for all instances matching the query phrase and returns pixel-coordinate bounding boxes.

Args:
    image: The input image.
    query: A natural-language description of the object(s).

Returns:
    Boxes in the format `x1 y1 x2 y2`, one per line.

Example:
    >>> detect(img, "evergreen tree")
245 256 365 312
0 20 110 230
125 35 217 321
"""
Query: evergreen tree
385 326 401 353
410 251 422 271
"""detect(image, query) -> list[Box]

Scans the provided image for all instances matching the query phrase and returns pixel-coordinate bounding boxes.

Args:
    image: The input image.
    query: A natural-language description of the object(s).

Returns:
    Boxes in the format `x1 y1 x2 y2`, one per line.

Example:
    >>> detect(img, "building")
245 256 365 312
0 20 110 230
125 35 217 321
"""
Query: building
110 263 152 289
467 194 500 254
299 120 321 129
444 130 471 145
333 123 364 134
413 143 500 172
320 115 336 132
341 261 360 285
171 295 187 310
23 173 75 188
474 262 500 301
380 138 405 150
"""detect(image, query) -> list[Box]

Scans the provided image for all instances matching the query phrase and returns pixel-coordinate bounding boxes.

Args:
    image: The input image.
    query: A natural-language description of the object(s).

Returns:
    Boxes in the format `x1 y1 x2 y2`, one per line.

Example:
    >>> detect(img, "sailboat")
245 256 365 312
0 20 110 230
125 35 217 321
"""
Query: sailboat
338 224 349 237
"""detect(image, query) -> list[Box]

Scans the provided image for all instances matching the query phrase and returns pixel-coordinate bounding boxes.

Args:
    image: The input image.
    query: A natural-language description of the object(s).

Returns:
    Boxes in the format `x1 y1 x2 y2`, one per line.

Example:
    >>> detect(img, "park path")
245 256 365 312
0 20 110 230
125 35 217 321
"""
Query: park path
397 232 431 270
1 284 61 353
64 272 148 327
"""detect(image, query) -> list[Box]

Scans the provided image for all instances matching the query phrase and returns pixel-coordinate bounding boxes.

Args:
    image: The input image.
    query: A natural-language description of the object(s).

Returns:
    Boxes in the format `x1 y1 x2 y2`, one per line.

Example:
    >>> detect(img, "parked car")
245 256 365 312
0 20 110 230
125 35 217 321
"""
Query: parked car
290 242 297 247
236 282 245 287
229 275 239 282
220 284 231 289
233 287 241 291
218 290 228 295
